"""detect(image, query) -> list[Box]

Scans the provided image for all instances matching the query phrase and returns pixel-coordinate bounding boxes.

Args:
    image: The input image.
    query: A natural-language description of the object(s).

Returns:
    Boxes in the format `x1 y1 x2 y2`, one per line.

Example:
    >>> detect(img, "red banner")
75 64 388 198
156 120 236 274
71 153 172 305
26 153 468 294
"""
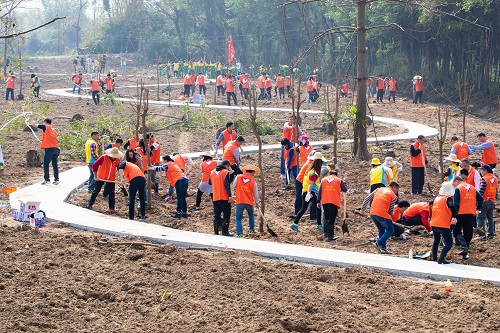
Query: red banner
227 37 235 65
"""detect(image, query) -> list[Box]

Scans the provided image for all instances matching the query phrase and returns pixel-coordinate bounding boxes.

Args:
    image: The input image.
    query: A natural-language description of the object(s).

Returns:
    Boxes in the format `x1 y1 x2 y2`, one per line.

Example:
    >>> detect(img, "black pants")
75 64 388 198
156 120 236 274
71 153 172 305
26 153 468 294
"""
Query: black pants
195 189 212 207
5 88 14 101
199 85 206 95
323 204 339 239
33 86 40 98
294 192 321 226
370 183 385 193
226 92 237 106
217 85 225 96
242 88 249 100
405 215 423 227
183 84 191 97
89 181 115 209
411 167 424 194
453 214 474 251
376 89 384 102
432 226 453 260
413 91 423 104
279 87 285 99
392 223 405 237
258 88 265 100
43 148 60 181
230 164 242 182
266 87 272 100
92 90 100 105
128 176 146 219
213 200 231 235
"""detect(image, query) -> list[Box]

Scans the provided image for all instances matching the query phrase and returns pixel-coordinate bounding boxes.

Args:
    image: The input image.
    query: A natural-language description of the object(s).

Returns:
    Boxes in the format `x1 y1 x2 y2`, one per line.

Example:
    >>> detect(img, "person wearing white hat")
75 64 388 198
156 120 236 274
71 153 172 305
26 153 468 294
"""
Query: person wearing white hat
85 147 123 215
412 75 423 104
369 157 393 193
382 157 402 182
430 181 458 264
442 153 461 181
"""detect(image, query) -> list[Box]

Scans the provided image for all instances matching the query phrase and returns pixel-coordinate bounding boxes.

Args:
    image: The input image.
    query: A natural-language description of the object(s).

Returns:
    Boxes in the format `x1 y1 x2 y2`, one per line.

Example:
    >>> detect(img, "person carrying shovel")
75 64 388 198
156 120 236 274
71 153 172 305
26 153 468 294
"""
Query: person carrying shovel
317 170 348 241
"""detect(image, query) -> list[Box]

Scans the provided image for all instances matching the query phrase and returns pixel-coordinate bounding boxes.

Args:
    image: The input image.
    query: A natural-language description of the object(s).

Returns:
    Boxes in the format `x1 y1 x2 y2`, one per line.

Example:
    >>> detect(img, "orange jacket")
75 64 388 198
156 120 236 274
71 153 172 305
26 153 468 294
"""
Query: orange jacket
216 75 224 86
222 141 238 165
482 173 498 202
221 129 237 152
150 138 160 164
453 141 469 160
225 78 235 93
283 145 297 168
388 79 397 91
370 187 397 220
90 78 101 91
403 202 430 219
414 79 423 92
319 175 342 207
183 74 191 85
285 76 291 87
173 155 186 171
297 160 313 183
197 75 205 86
306 80 314 92
299 145 314 166
257 75 265 89
277 77 285 88
134 147 149 172
457 183 477 215
128 136 138 150
376 78 384 90
430 195 453 229
282 121 295 142
6 77 15 89
235 172 256 205
40 125 58 149
481 138 497 165
265 79 272 89
463 167 477 187
201 160 218 182
96 156 119 181
165 161 186 186
123 161 145 183
105 77 114 90
210 168 230 201
410 141 425 168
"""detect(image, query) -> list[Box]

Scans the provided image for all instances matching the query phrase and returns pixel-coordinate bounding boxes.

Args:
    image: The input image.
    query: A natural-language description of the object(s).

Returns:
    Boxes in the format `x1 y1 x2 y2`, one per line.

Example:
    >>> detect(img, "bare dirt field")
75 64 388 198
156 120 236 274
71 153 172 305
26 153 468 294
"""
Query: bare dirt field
1 56 499 332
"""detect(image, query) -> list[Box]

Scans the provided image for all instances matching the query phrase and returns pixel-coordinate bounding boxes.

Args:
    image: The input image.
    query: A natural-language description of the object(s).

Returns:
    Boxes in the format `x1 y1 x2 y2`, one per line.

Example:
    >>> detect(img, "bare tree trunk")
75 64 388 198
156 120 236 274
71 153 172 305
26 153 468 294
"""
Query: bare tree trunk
156 52 160 101
437 106 449 178
457 71 473 142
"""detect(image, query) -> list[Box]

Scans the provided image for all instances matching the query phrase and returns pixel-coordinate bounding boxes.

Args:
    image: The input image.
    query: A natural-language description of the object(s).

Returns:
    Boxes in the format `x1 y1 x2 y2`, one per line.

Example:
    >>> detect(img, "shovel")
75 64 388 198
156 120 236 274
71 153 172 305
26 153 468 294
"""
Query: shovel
421 145 435 196
342 192 349 236
258 207 277 237
413 251 431 260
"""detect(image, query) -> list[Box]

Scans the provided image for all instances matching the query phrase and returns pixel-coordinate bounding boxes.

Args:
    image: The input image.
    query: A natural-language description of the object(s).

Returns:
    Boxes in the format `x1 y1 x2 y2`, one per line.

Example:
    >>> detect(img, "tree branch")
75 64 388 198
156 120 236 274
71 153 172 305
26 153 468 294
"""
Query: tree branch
0 17 66 39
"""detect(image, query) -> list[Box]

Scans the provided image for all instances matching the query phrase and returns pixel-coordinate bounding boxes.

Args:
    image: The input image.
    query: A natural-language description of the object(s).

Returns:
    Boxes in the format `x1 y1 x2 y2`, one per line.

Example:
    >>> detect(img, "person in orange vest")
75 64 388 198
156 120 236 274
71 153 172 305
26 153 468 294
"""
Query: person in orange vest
89 74 101 105
375 74 385 103
165 153 194 201
190 70 196 94
225 73 237 106
150 155 189 218
264 76 272 101
412 76 424 104
459 158 481 190
450 136 471 160
410 134 427 194
196 72 206 95
124 148 143 170
402 201 433 232
134 139 150 174
241 73 250 101
317 170 348 241
209 159 234 235
222 136 245 178
476 165 498 240
194 154 218 212
71 72 83 94
281 116 303 177
85 147 123 214
105 73 115 94
470 133 498 169
276 73 285 99
216 73 226 96
306 76 315 103
234 165 260 238
360 182 400 254
285 75 291 94
146 133 161 195
183 72 192 97
297 135 314 166
215 121 237 155
453 174 483 259
118 160 146 220
387 76 397 102
32 118 60 185
281 138 297 186
340 82 349 98
104 138 123 150
391 200 410 239
5 73 16 101
430 181 458 264
366 77 375 98
257 73 266 100
124 131 139 150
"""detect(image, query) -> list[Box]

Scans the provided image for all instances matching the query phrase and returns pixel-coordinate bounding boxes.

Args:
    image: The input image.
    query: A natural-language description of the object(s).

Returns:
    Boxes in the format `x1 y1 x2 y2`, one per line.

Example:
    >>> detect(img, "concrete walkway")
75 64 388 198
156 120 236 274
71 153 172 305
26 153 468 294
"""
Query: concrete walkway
9 166 500 284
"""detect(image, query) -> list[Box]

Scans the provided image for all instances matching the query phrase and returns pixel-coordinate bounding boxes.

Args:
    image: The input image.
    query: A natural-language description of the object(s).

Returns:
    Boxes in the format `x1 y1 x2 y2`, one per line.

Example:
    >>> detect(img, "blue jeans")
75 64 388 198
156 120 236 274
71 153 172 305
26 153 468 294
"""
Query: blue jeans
235 204 255 235
72 83 81 94
5 88 14 100
477 200 495 236
370 215 394 250
43 148 60 181
88 164 95 191
280 146 285 176
431 226 453 260
175 178 188 213
388 91 396 102
285 165 297 185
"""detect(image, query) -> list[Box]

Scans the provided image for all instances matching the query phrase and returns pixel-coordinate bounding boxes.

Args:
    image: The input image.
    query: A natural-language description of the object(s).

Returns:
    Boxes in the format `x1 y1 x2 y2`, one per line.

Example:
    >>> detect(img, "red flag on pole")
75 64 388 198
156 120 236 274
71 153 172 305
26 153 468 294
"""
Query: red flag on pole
227 36 235 65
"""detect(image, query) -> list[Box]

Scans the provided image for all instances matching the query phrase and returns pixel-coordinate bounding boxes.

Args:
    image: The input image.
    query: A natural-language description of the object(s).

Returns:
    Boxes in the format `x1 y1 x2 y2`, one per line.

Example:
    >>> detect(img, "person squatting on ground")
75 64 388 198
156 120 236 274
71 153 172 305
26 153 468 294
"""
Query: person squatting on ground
209 159 234 236
118 160 146 220
453 173 483 260
360 182 400 254
85 147 123 215
410 135 427 194
476 165 497 240
281 138 297 186
85 131 102 192
430 181 458 264
194 154 218 212
391 200 410 239
317 170 348 241
234 165 261 238
222 135 245 179
33 118 60 185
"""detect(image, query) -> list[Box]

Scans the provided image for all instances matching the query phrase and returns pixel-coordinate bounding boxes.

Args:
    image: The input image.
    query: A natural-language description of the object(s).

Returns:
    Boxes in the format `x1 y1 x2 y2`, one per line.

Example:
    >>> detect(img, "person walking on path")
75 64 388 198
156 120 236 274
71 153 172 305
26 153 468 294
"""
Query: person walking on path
476 165 498 240
222 136 245 178
194 154 218 212
85 131 102 192
317 170 348 241
118 160 146 220
215 122 237 155
410 135 427 195
5 74 15 101
450 136 471 160
209 159 234 236
32 118 60 185
234 165 260 238
31 74 41 98
369 157 393 193
85 147 123 215
360 182 400 254
430 181 457 264
150 155 189 218
469 133 498 170
72 73 83 94
453 174 483 260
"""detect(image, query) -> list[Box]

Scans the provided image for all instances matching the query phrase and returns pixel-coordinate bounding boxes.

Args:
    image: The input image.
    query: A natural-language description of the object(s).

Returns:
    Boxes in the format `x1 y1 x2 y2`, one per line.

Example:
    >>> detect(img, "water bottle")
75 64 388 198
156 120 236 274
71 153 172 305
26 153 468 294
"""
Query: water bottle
408 248 413 259
444 279 453 292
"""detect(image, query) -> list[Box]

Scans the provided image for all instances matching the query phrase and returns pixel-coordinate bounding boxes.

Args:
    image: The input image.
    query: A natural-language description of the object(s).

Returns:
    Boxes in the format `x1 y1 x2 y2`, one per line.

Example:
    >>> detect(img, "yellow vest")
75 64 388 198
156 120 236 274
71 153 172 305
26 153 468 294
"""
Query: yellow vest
370 166 390 185
85 138 99 164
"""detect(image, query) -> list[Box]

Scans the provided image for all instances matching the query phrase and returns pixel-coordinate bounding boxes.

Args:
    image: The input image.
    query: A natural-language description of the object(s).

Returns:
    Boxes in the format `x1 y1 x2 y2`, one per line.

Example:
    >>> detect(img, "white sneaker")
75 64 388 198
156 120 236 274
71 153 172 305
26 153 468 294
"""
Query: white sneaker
400 234 407 240
279 174 286 179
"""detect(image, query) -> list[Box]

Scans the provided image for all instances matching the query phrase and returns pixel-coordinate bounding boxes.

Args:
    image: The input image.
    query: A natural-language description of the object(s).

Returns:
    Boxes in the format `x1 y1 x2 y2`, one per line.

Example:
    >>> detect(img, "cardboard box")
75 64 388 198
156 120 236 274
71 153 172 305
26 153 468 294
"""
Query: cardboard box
29 211 46 227
19 200 41 214
12 210 30 222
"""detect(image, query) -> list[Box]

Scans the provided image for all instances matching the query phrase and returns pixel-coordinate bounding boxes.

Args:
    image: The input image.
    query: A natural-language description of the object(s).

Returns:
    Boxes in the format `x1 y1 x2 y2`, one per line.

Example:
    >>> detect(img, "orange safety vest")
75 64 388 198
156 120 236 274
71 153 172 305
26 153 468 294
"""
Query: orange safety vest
197 75 205 86
370 187 397 220
210 168 230 201
297 160 313 183
216 75 223 86
341 84 348 93
150 138 160 164
366 78 373 87
481 138 498 165
134 147 148 172
128 136 138 150
463 167 477 187
105 77 114 90
183 75 191 85
277 77 285 88
282 121 295 142
222 141 238 165
242 77 250 89
392 206 402 222
165 161 186 186
414 79 423 92
265 79 272 89
299 145 314 166
90 79 100 91
430 195 453 229
73 74 82 84
285 77 291 87
173 155 186 171
409 141 425 168
389 79 397 91
225 78 235 93
376 78 384 89
320 175 342 207
6 77 15 89
235 172 256 205
453 141 469 160
201 160 218 182
222 129 237 152
306 80 314 92
403 202 430 219
40 125 58 149
457 183 477 215
96 156 119 181
123 161 145 183
283 145 297 168
482 173 498 202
